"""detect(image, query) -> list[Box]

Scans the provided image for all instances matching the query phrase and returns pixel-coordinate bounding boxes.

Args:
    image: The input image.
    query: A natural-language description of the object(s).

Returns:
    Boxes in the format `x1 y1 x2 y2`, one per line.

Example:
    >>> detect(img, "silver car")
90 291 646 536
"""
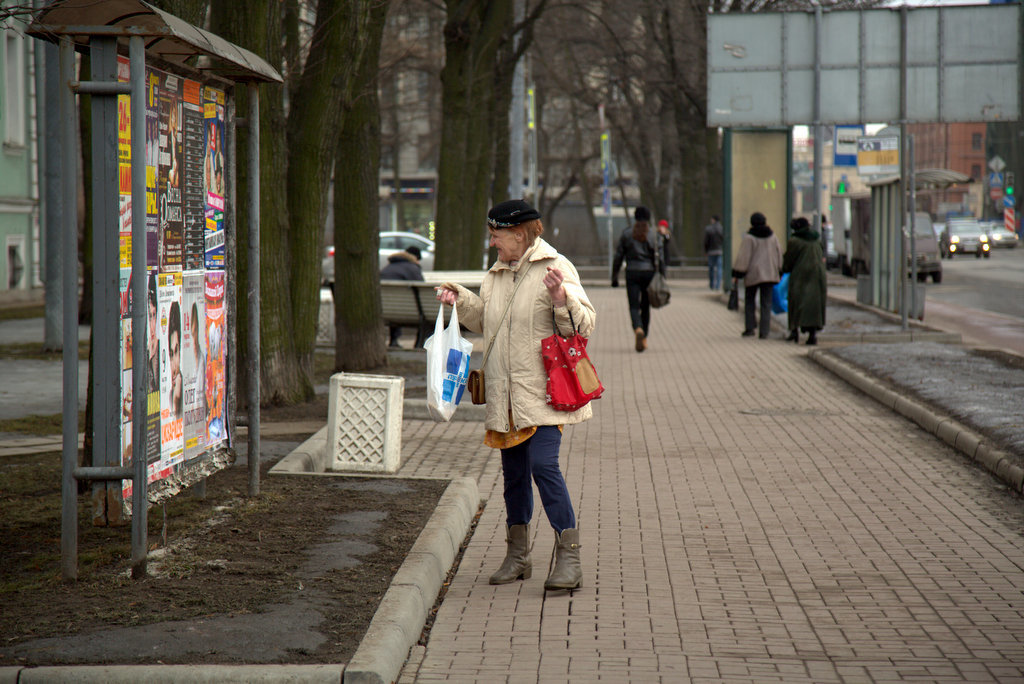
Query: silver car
982 220 1019 248
944 219 991 259
322 231 436 289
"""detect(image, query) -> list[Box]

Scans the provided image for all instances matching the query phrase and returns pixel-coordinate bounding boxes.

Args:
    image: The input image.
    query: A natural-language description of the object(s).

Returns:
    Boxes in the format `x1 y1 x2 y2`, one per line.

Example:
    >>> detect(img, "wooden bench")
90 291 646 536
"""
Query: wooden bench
380 271 485 347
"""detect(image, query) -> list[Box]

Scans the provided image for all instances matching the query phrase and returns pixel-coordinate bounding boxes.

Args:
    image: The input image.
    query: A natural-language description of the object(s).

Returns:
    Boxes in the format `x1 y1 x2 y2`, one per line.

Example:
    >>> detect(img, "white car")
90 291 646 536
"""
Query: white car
322 231 436 289
981 220 1019 248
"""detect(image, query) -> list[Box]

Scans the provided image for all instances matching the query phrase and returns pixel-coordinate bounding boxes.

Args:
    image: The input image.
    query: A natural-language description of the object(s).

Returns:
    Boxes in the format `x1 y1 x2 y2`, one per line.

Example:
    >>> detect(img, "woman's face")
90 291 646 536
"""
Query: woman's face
489 227 527 263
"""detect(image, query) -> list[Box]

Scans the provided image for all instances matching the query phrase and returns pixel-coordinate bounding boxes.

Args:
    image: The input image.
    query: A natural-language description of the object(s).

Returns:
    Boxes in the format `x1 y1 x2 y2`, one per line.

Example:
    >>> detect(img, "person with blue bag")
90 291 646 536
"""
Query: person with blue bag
435 199 596 592
782 216 827 345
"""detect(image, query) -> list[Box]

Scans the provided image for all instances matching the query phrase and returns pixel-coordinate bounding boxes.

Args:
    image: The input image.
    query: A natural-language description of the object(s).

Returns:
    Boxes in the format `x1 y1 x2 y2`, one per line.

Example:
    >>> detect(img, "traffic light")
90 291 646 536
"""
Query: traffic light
836 180 848 194
1006 172 1015 197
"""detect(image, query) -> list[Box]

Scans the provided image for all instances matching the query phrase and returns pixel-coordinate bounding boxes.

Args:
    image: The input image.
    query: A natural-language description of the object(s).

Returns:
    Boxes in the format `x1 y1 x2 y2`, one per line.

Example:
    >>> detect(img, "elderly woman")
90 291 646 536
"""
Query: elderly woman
436 199 596 592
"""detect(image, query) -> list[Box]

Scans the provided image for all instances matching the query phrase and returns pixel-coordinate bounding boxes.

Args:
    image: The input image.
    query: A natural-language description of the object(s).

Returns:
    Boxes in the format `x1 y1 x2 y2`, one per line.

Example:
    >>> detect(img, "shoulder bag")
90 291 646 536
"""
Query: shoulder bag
647 236 671 308
541 309 604 411
466 254 535 404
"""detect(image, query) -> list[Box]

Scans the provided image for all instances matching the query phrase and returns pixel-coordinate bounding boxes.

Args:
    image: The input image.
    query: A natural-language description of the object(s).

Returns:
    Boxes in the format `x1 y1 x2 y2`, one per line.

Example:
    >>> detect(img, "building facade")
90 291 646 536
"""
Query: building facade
0 12 39 292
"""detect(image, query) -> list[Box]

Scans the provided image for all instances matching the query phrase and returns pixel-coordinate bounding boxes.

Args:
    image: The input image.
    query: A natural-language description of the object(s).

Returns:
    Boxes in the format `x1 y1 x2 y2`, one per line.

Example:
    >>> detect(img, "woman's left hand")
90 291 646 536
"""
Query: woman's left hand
544 267 567 307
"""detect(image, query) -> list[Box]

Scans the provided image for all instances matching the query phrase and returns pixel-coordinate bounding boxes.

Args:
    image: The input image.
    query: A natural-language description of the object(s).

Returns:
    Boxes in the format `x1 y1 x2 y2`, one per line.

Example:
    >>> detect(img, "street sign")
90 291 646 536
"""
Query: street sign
857 136 900 176
989 156 1006 173
1005 194 1016 209
991 188 1004 201
834 126 863 167
989 171 1004 188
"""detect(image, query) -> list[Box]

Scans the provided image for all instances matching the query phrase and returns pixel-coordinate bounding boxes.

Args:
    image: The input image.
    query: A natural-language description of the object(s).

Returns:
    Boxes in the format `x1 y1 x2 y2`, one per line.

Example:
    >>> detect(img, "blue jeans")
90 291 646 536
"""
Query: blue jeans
500 425 576 532
707 254 722 290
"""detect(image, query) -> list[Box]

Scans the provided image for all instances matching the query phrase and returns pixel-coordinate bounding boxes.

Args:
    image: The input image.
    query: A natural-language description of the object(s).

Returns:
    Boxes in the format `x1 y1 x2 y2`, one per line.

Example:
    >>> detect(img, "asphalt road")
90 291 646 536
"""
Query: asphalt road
928 244 1024 319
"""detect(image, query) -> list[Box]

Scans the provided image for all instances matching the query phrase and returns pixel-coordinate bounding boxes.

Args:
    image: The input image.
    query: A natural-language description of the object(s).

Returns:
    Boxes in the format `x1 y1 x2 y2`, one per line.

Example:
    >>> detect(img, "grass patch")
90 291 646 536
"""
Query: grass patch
0 341 89 361
0 411 84 435
0 304 44 322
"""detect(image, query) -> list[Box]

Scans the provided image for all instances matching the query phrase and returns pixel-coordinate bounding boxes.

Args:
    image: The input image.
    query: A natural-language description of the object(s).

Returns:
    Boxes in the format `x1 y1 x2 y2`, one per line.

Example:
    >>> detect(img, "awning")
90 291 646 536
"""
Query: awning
868 168 974 190
27 0 282 84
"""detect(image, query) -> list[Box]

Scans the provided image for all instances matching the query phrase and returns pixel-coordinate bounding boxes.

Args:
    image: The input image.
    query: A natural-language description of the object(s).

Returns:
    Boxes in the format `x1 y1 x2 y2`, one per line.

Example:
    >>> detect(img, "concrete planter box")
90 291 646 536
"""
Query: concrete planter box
327 373 404 473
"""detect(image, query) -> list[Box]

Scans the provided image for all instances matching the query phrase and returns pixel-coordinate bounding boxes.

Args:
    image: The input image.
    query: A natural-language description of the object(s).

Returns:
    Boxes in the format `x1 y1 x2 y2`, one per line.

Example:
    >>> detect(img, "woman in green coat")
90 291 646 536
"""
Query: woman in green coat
782 217 827 345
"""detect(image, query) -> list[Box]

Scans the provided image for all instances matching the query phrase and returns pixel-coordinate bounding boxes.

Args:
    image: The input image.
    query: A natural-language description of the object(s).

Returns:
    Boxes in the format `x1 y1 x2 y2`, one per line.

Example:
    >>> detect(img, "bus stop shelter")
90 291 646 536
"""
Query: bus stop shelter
27 0 282 580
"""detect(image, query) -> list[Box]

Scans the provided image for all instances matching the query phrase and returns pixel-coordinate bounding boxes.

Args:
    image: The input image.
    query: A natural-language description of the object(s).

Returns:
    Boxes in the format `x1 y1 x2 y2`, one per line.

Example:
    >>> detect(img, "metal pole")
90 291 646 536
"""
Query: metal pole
247 82 261 497
509 0 524 199
59 36 79 582
527 83 537 202
909 135 917 319
812 4 823 234
129 36 149 578
899 5 908 331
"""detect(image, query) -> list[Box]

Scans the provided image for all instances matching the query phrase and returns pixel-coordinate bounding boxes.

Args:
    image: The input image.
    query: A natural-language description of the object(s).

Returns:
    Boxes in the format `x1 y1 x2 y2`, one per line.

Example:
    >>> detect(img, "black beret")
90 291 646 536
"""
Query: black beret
634 205 651 222
487 199 541 228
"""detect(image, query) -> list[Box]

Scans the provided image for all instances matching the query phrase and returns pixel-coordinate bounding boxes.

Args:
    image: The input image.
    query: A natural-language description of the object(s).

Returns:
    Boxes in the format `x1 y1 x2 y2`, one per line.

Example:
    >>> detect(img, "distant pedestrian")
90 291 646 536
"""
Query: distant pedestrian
731 212 783 339
782 217 827 345
380 245 424 348
703 215 724 290
611 206 667 352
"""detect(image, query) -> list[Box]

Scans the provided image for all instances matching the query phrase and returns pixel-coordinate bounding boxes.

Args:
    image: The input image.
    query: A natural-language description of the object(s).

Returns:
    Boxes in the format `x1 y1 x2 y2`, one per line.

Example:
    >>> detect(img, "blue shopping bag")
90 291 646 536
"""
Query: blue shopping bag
771 273 789 314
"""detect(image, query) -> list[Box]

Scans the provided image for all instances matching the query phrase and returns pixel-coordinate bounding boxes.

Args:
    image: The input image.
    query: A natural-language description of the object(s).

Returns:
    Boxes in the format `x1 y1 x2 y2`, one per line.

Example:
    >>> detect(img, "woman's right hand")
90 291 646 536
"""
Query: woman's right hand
435 286 457 306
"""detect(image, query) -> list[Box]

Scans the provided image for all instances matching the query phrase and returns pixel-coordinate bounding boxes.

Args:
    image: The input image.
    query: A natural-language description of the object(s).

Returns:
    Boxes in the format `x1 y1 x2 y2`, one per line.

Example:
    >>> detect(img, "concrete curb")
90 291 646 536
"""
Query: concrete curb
343 476 480 684
4 664 343 683
809 349 1024 493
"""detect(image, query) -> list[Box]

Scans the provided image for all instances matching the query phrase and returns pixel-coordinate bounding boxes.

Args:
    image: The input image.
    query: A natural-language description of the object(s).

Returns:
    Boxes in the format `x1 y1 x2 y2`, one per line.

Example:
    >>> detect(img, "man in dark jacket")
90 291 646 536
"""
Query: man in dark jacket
381 246 424 348
703 215 724 291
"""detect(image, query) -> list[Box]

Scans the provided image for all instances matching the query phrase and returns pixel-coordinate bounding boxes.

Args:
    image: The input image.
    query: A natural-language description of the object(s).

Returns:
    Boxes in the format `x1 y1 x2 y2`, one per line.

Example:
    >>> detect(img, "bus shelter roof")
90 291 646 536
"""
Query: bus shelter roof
27 0 282 84
868 168 974 190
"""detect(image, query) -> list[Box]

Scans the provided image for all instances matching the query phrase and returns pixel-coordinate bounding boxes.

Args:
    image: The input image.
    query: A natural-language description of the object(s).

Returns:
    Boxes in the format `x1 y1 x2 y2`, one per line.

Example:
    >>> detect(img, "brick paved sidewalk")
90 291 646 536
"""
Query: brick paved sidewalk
393 281 1024 683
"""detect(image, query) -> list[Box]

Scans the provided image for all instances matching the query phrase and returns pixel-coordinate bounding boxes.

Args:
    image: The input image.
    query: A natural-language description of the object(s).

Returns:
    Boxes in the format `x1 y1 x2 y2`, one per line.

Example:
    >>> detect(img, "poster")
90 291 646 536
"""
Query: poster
182 79 206 270
182 272 207 461
205 271 227 448
158 272 184 468
203 86 226 269
146 67 160 267
144 270 161 470
112 59 229 512
158 72 184 271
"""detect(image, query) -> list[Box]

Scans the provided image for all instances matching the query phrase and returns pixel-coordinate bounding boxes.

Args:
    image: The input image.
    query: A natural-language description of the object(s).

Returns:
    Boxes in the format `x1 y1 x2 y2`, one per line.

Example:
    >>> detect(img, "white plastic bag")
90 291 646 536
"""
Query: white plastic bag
423 303 473 422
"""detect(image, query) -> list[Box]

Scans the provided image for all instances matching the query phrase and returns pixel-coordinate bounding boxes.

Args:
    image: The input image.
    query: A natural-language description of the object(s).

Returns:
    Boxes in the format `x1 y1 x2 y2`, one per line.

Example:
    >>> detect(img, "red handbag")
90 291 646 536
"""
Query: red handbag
541 310 604 411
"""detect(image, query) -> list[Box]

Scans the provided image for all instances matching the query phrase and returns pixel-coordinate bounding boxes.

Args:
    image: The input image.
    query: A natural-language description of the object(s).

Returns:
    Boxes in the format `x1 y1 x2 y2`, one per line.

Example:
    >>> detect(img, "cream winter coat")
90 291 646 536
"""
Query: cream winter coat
444 238 596 433
732 227 783 286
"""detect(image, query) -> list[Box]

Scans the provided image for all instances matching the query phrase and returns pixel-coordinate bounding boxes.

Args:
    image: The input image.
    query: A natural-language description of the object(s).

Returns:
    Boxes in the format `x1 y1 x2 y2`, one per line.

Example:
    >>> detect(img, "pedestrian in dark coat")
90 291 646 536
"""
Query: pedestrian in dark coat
381 246 424 347
611 206 667 352
782 217 827 345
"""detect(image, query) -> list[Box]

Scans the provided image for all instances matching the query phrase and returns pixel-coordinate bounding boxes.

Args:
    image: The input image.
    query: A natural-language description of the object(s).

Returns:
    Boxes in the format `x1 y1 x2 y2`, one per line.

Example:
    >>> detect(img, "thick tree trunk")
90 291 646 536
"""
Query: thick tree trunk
435 0 513 270
288 0 374 382
333 0 389 371
211 1 306 407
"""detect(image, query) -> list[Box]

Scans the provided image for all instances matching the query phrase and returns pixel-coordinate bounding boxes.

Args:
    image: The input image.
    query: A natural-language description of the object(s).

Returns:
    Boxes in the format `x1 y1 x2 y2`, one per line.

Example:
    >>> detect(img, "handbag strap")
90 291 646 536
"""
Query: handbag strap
550 307 577 337
480 246 536 367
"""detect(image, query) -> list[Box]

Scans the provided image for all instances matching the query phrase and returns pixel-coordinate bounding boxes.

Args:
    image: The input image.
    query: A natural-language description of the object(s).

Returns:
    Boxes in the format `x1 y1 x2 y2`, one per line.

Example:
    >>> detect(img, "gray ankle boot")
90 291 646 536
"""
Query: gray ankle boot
544 527 582 590
489 524 532 585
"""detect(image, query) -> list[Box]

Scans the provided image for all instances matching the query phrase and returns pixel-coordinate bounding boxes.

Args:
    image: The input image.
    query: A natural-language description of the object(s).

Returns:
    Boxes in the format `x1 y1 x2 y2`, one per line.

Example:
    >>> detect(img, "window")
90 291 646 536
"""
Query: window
971 164 981 180
4 25 26 147
971 133 982 151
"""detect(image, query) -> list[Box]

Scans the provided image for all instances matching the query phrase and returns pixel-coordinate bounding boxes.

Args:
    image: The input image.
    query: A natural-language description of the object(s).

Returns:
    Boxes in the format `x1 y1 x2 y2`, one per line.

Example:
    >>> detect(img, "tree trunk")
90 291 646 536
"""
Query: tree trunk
334 0 390 371
210 1 305 407
288 0 374 384
435 0 513 270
